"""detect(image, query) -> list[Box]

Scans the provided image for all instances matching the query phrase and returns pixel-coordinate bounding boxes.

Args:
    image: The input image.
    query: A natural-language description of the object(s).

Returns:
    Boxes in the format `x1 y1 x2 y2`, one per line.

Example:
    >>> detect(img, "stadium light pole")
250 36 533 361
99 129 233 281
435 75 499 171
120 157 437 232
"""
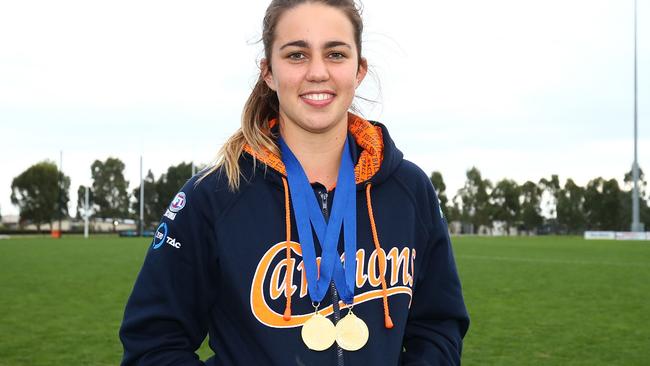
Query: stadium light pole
631 0 642 232
84 186 89 239
58 150 63 238
140 155 144 236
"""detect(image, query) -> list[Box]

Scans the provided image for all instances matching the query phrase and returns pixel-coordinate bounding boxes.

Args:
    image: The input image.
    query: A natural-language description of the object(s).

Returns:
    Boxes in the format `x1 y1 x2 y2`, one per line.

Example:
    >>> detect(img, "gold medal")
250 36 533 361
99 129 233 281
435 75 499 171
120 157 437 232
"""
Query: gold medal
301 306 336 351
335 309 369 351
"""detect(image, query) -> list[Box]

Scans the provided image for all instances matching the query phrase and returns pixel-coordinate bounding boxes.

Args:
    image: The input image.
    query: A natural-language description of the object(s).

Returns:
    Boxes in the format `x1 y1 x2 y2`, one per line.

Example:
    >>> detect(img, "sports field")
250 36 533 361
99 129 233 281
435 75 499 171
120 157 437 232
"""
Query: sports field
0 235 648 365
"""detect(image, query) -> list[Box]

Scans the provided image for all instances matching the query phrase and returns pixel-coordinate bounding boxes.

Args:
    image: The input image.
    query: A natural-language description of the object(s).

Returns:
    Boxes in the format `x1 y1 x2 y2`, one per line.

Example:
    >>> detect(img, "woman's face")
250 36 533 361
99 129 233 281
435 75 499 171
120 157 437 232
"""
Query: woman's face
263 3 367 135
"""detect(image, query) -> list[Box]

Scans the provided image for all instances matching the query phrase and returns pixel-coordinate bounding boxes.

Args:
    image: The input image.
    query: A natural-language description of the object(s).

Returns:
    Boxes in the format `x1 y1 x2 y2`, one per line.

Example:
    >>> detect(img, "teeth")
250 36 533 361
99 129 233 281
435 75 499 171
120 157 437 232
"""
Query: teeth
303 93 333 101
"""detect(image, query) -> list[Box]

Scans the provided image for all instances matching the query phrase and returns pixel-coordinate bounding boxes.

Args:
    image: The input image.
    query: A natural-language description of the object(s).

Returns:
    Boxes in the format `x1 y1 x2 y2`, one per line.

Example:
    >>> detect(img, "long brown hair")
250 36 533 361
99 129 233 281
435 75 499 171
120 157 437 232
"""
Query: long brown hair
202 0 365 190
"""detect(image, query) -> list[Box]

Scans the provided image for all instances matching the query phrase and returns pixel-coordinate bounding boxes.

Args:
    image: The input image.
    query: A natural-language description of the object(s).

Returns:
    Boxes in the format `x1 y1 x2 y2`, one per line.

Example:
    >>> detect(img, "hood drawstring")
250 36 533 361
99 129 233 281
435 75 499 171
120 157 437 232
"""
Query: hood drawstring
365 183 394 329
281 178 394 329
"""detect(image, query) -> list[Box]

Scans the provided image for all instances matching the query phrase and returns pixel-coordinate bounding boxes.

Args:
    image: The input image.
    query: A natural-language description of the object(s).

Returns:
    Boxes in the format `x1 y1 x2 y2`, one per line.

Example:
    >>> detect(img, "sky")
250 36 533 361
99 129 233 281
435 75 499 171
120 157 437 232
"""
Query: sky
1 0 648 218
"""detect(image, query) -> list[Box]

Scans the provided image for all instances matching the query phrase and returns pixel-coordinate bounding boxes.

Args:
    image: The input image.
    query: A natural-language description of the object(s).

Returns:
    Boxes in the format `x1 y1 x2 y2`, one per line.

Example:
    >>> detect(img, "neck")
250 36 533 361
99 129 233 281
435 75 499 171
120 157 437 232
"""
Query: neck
280 117 348 190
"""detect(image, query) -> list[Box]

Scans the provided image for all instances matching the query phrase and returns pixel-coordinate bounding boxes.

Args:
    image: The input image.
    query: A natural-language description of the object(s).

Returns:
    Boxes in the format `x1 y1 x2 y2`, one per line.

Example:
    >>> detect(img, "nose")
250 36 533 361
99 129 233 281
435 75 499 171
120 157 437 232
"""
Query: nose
306 57 329 82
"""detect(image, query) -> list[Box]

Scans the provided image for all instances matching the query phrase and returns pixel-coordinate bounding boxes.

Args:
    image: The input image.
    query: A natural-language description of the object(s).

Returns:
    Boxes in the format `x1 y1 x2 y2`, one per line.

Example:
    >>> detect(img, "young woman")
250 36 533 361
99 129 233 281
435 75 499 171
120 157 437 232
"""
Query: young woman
119 1 469 365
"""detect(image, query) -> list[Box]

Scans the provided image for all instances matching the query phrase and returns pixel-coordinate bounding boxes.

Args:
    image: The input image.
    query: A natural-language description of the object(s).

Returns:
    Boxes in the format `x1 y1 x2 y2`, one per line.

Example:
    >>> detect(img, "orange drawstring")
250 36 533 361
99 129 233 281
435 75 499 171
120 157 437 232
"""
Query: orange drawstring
282 178 393 329
282 177 293 321
365 183 394 329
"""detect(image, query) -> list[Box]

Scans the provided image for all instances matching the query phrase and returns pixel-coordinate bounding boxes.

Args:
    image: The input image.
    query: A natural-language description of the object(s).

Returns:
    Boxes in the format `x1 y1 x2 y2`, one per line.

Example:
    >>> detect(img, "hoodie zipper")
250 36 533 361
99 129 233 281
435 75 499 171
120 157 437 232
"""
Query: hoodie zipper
317 188 345 366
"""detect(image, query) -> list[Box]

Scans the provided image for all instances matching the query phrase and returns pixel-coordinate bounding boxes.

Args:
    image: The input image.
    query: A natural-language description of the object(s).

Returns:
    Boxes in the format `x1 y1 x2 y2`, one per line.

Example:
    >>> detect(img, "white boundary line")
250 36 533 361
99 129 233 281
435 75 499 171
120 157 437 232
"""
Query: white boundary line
457 254 650 268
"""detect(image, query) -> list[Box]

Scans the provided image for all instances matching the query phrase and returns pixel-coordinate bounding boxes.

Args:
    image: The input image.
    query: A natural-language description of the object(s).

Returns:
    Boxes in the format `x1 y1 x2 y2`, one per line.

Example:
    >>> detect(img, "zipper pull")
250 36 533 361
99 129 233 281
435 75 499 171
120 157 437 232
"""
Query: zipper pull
319 190 329 218
320 191 328 210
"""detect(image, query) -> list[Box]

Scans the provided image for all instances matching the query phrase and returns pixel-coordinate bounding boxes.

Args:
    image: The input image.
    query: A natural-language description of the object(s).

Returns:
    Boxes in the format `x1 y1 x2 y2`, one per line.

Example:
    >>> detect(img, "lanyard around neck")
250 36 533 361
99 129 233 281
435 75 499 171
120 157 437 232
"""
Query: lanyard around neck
279 137 357 304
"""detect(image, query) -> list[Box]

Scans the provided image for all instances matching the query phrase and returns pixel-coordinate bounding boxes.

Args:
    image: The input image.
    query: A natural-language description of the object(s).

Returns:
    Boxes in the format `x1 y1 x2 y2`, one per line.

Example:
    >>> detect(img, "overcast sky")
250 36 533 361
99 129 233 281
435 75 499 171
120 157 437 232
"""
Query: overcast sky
1 0 648 217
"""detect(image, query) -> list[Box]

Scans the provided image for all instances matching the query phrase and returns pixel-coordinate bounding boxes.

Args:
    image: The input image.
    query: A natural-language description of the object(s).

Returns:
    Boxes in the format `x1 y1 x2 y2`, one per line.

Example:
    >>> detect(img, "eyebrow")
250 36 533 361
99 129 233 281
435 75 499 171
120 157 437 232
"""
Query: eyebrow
279 40 352 50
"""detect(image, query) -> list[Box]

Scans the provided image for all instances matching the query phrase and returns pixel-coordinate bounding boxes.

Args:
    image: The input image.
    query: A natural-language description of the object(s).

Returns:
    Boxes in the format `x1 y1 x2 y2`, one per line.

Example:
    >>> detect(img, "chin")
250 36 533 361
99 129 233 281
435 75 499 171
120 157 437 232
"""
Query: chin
279 105 349 135
298 110 349 133
299 117 343 134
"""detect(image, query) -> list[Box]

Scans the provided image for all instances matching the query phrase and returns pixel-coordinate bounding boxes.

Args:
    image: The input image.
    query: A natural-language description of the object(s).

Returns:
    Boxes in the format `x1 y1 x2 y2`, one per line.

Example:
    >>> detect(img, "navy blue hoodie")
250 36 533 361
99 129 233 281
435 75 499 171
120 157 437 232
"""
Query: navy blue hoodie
119 115 469 365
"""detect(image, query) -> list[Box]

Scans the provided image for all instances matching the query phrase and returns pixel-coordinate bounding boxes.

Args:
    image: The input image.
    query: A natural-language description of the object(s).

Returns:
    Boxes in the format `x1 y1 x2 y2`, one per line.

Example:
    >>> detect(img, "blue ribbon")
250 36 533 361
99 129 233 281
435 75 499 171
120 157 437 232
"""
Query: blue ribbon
279 136 357 305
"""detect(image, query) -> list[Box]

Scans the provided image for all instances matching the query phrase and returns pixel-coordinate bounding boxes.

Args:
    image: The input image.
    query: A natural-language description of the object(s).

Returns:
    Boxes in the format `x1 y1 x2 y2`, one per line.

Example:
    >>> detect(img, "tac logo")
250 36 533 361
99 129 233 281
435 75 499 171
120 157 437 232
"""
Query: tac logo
152 223 168 249
166 236 182 249
169 192 186 213
152 222 182 250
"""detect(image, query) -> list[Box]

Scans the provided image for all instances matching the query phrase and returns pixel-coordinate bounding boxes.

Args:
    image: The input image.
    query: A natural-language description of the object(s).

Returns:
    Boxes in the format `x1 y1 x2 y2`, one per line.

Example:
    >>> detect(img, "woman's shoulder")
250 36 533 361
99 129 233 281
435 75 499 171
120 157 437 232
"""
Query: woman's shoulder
177 165 247 220
393 159 435 195
390 159 441 228
395 159 429 180
188 160 276 217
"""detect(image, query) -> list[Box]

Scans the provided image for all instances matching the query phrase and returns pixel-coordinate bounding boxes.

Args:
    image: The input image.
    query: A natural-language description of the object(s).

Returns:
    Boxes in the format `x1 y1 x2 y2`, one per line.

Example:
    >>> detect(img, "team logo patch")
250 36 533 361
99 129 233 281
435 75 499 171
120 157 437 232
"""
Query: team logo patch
152 222 182 249
152 222 168 249
164 210 176 221
169 192 186 213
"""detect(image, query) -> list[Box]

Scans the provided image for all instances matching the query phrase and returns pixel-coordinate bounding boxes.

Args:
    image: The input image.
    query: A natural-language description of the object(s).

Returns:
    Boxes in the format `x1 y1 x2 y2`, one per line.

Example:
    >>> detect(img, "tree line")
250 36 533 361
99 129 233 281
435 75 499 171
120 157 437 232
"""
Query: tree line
9 158 649 233
431 167 649 234
10 158 196 231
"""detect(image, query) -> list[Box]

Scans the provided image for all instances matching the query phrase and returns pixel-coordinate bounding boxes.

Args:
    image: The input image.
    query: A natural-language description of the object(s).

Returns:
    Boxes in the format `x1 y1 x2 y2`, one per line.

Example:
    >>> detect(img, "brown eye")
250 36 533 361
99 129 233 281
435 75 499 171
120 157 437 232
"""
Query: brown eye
329 52 346 60
288 52 306 60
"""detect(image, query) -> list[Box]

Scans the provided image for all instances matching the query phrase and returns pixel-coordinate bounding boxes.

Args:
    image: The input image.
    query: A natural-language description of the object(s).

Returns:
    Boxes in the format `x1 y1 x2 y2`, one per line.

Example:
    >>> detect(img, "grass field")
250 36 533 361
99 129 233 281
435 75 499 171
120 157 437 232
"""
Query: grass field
0 235 648 365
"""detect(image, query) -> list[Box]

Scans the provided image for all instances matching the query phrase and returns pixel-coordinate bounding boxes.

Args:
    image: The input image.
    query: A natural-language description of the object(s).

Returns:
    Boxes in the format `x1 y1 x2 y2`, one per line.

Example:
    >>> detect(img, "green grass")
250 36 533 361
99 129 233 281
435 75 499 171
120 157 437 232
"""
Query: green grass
0 235 648 365
456 236 650 365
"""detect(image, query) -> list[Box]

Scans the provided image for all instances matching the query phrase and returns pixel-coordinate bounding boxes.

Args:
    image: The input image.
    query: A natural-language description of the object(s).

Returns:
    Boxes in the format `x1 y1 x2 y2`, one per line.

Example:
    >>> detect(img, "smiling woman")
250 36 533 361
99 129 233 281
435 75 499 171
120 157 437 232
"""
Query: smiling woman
263 4 366 139
119 1 469 365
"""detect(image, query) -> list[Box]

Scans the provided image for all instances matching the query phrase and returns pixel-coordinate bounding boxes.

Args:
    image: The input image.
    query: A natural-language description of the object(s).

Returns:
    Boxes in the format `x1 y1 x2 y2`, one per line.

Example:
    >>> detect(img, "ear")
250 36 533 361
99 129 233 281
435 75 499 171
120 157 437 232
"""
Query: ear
261 58 276 91
356 57 368 87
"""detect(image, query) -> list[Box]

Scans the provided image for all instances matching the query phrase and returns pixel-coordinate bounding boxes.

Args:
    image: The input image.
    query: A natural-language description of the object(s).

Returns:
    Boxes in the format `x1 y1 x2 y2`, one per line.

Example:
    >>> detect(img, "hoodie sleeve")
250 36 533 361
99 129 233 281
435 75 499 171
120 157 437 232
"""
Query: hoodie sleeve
119 179 218 366
402 183 470 366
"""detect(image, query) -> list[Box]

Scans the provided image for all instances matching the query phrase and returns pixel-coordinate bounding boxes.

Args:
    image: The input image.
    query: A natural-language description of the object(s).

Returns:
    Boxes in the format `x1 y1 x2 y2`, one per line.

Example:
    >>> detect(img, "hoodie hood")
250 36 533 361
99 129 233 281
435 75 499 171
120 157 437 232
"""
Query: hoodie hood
242 112 404 189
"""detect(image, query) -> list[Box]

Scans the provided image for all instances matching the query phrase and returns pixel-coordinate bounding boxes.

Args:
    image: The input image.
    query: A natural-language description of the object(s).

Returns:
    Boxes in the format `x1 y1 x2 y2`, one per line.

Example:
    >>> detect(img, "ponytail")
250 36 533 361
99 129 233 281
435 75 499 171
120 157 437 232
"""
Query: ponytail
200 75 279 191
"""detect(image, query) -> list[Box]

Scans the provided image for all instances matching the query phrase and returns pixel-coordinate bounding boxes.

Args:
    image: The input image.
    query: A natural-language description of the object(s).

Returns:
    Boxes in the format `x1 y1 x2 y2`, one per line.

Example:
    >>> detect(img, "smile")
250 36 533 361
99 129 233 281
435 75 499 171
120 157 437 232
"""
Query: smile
300 92 335 107
302 93 334 101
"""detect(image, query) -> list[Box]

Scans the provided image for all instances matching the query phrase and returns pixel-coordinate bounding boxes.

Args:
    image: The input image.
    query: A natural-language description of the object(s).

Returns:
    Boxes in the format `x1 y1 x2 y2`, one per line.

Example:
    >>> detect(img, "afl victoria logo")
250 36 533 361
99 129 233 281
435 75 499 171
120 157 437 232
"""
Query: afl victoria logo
152 222 168 249
169 192 186 213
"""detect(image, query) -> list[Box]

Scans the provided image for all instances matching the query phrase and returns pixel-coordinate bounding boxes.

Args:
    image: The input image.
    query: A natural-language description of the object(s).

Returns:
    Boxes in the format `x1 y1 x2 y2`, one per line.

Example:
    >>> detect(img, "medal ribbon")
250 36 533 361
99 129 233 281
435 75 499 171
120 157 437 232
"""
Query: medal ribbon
279 137 357 305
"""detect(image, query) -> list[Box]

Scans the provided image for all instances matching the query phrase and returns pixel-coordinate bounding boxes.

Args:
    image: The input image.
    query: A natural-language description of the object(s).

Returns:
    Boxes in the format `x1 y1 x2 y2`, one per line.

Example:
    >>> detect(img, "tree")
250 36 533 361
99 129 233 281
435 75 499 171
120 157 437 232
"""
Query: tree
583 178 623 230
519 181 543 233
556 179 585 234
91 157 130 220
447 200 463 224
76 185 94 219
539 175 561 219
624 168 647 198
600 179 624 230
490 179 520 234
455 167 492 233
11 161 70 231
132 170 159 228
429 171 449 220
155 162 193 215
